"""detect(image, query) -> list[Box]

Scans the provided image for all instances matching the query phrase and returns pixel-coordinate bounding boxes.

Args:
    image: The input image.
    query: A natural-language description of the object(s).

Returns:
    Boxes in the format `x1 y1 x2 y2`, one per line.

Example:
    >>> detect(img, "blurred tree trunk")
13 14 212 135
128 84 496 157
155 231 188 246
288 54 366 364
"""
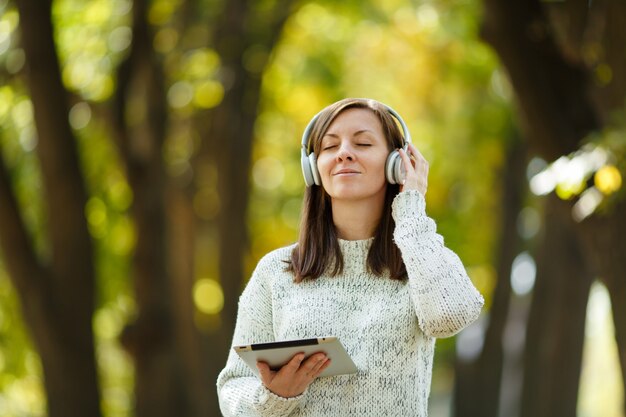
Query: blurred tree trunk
520 195 592 417
454 136 526 417
0 0 101 416
577 195 626 398
206 0 295 331
472 0 626 415
194 0 297 412
109 0 297 415
573 1 626 397
112 0 211 416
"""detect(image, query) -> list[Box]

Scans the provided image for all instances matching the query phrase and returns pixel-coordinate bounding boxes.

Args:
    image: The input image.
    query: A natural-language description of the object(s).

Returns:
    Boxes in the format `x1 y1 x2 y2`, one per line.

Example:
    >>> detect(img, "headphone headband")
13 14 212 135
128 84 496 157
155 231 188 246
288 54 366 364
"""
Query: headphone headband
300 100 411 155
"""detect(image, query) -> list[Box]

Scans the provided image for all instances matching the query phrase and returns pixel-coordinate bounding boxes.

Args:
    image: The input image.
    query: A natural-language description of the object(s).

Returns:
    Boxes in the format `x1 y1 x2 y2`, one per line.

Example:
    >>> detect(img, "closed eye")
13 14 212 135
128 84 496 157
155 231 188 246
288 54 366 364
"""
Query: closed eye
322 145 337 150
357 143 372 147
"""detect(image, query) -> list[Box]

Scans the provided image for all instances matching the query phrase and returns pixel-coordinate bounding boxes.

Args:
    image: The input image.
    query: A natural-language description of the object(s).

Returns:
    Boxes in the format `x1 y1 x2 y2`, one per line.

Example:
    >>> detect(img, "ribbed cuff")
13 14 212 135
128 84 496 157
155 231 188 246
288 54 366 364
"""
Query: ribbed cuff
391 190 426 221
392 190 436 243
253 385 306 415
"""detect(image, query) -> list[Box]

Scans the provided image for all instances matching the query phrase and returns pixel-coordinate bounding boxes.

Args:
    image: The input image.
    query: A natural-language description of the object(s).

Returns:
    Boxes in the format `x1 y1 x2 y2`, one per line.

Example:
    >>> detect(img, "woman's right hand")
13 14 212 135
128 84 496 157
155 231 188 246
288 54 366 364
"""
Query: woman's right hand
257 352 331 398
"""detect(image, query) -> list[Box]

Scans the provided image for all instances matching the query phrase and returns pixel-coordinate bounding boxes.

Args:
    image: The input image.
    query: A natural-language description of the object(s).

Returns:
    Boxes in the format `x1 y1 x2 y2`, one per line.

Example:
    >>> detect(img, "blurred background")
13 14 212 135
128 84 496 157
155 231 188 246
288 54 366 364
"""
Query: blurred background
0 0 625 416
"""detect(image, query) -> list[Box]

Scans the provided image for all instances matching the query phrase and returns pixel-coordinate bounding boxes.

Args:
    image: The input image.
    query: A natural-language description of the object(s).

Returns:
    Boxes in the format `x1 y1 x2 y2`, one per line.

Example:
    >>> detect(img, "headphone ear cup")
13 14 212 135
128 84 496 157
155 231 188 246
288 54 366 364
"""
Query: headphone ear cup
385 150 406 184
301 148 315 187
309 152 321 186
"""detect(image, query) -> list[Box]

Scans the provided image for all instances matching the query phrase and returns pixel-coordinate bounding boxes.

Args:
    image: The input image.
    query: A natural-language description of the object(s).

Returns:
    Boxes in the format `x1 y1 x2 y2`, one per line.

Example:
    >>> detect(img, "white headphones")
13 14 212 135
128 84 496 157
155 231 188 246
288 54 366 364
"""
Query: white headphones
300 100 412 187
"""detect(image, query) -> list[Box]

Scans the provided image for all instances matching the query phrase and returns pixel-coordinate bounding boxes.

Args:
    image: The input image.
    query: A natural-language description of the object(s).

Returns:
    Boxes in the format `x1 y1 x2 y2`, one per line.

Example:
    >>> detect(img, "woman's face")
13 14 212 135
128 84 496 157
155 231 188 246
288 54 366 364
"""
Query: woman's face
316 108 390 203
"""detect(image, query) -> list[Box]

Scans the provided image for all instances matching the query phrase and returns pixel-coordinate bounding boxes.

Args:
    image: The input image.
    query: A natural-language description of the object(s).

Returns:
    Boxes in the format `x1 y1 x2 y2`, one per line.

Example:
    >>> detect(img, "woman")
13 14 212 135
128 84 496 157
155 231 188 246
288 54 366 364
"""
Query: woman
217 98 484 416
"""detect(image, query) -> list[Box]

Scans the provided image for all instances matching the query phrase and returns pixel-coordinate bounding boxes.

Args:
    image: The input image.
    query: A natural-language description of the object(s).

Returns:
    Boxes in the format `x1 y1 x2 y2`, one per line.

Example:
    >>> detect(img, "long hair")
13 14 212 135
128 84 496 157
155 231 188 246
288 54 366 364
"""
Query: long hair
288 98 408 282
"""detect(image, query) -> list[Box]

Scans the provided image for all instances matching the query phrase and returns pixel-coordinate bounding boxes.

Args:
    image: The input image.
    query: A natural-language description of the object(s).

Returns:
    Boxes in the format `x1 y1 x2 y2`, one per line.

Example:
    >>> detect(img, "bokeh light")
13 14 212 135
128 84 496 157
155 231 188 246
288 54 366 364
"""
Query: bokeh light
69 102 92 130
510 252 536 296
253 157 285 190
193 279 224 315
594 165 622 195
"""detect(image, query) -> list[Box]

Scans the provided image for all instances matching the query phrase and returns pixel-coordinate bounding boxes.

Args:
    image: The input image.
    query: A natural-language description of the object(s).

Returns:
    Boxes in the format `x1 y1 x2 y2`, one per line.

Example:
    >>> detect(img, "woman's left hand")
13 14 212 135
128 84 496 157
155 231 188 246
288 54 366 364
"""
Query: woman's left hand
398 143 429 195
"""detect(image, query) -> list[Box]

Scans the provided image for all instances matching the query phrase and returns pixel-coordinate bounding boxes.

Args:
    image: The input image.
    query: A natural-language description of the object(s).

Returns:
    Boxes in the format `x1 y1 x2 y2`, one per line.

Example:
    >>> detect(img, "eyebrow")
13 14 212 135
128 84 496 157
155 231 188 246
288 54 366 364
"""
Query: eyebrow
323 129 374 139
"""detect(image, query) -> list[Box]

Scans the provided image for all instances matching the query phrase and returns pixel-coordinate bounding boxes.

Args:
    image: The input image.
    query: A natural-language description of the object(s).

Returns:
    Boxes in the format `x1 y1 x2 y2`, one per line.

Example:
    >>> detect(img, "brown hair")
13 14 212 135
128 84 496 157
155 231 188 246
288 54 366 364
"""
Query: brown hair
287 98 408 282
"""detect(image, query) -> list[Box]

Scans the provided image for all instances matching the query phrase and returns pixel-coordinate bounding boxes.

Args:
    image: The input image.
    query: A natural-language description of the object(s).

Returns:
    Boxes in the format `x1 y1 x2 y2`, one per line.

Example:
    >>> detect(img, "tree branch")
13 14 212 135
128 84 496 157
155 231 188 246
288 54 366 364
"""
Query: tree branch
112 0 149 170
15 0 93 288
0 147 45 303
112 0 172 356
481 0 600 161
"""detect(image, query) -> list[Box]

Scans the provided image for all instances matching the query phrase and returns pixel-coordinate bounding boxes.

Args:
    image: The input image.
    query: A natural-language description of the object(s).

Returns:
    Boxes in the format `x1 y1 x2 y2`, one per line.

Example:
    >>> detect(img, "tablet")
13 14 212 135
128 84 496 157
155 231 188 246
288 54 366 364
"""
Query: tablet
234 336 357 378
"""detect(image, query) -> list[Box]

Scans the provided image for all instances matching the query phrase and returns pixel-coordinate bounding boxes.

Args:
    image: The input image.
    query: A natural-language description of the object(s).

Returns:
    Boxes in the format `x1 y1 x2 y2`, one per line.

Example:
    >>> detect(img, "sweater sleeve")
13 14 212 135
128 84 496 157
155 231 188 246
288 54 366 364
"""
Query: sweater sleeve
216 258 306 416
392 189 484 338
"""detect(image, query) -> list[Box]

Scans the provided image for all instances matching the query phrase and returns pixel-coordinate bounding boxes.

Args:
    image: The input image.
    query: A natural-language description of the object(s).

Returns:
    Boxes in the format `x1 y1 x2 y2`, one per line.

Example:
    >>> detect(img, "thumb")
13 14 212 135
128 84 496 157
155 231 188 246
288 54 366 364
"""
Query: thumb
256 361 273 384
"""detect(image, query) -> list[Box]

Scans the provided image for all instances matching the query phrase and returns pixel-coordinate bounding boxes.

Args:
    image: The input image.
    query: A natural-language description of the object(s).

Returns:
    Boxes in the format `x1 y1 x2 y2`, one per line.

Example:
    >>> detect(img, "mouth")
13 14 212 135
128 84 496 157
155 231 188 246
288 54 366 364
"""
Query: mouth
333 169 360 176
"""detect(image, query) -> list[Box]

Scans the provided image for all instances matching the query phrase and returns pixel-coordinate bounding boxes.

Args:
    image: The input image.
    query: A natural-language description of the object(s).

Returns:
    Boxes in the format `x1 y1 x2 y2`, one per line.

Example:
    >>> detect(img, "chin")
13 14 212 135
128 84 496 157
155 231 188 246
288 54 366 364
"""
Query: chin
328 190 359 201
328 187 383 202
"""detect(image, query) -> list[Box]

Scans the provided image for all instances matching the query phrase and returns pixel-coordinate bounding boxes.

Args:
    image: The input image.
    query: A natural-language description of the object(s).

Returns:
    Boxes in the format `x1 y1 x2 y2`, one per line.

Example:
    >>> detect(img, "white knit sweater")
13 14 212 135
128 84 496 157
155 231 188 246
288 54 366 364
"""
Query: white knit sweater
217 190 484 417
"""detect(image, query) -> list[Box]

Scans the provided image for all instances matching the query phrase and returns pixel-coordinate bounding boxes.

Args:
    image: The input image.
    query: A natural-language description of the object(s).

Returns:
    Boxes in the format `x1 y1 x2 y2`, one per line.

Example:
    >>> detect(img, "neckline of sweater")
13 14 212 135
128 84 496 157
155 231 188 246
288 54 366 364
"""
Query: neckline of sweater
337 237 375 249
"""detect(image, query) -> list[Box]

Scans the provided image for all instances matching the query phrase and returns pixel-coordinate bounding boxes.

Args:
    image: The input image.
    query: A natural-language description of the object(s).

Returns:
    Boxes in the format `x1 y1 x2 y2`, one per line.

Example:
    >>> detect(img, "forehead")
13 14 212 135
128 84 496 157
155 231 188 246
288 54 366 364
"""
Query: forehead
326 108 383 134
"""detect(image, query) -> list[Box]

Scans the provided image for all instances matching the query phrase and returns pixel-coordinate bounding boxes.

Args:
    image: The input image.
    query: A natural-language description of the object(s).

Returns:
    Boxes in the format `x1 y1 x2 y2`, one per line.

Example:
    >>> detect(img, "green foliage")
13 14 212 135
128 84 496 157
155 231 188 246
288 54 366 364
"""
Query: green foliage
0 4 48 411
52 0 132 101
0 268 46 416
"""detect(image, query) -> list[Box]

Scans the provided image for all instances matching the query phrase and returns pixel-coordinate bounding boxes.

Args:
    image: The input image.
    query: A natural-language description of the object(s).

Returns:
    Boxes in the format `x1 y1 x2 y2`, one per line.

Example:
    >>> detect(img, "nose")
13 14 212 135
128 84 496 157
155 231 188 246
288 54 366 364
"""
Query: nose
336 143 355 161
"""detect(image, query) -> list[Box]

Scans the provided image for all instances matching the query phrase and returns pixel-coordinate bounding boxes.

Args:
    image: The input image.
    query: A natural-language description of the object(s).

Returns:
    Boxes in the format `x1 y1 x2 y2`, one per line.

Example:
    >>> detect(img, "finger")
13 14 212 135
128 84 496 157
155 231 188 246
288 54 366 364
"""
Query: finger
398 148 414 171
308 355 329 376
316 358 332 375
284 352 306 374
407 143 424 159
300 353 326 374
406 144 429 172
